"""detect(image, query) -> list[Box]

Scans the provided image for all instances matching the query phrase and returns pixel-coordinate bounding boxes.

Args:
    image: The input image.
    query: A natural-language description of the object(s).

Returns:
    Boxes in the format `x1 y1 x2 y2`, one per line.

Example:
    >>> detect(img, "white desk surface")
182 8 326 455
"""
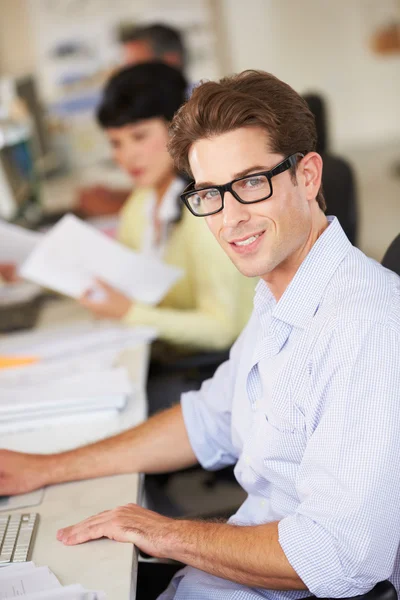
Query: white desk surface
2 299 149 599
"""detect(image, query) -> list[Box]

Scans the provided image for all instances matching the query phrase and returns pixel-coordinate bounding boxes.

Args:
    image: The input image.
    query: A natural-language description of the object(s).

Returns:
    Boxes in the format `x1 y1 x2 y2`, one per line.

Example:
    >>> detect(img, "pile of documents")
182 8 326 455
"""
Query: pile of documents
0 322 156 434
0 367 131 434
0 561 105 599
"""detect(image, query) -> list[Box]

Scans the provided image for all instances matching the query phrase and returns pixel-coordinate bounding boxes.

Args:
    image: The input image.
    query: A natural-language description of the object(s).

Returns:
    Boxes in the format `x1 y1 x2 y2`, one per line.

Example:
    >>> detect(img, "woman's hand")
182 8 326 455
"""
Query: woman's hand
0 263 18 282
79 279 132 320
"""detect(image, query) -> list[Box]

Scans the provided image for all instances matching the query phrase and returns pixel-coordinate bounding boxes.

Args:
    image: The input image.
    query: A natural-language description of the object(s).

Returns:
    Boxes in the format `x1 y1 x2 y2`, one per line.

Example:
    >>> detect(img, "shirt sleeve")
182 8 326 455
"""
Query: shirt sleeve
278 321 400 597
179 325 249 471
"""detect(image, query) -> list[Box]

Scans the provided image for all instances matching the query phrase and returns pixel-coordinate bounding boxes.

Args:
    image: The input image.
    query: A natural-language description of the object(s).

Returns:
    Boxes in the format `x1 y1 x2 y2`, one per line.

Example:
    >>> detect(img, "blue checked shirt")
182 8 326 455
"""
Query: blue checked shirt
159 217 400 600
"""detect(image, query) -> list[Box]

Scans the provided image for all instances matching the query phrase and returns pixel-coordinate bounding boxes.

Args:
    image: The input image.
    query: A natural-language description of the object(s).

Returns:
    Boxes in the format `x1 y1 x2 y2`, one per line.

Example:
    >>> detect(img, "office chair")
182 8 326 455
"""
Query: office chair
304 93 358 246
145 343 239 518
381 234 400 276
319 581 397 600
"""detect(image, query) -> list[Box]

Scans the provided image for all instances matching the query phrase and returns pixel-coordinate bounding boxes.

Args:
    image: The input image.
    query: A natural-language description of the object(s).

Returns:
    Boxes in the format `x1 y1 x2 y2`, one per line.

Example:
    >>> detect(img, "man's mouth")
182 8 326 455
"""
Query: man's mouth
233 233 262 246
228 231 265 253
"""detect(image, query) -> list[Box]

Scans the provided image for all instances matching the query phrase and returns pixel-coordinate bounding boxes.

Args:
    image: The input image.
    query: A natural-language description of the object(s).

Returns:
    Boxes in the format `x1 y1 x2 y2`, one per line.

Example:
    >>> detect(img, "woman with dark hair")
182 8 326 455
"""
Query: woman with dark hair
80 62 254 356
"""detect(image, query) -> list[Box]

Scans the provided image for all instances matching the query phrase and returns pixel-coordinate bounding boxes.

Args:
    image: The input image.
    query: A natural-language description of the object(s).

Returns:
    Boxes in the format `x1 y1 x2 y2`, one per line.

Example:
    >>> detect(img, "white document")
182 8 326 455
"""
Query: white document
0 563 105 599
0 367 132 413
0 322 156 361
22 585 105 599
0 407 118 435
0 367 132 434
0 565 61 598
0 220 43 265
20 214 182 305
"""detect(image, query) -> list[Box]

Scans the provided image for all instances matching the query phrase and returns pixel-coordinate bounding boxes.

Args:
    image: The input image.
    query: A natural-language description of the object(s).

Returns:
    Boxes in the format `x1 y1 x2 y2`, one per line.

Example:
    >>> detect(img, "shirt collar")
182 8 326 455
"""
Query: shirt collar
145 177 185 224
254 217 352 334
158 178 185 223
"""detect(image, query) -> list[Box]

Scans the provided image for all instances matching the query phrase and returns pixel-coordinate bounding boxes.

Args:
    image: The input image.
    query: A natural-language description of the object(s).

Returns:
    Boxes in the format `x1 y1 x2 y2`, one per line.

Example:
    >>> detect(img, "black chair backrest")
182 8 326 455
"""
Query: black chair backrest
304 92 358 246
315 580 397 600
382 234 400 276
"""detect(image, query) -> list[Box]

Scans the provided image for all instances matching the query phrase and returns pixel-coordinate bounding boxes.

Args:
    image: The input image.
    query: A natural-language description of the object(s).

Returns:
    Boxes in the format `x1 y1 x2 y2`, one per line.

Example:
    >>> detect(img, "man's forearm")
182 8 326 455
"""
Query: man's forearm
46 404 197 485
163 519 306 590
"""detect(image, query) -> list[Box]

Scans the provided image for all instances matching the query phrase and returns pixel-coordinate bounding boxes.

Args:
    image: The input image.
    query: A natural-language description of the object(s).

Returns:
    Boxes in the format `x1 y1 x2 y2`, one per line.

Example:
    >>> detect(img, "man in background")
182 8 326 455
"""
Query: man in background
78 23 187 217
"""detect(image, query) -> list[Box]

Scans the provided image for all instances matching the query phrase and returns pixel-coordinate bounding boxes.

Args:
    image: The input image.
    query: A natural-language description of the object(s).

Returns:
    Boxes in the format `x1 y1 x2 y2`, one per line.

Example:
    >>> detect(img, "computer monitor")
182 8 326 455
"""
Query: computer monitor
0 123 37 221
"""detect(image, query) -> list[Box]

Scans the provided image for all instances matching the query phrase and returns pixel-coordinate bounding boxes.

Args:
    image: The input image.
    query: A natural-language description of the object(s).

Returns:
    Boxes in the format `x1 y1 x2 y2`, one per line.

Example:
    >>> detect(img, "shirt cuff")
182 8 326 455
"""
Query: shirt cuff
278 515 362 598
181 389 231 471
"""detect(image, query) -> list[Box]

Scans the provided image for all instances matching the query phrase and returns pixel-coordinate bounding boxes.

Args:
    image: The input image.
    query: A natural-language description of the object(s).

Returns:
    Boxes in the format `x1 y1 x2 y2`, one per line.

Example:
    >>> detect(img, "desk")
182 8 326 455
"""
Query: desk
2 299 149 599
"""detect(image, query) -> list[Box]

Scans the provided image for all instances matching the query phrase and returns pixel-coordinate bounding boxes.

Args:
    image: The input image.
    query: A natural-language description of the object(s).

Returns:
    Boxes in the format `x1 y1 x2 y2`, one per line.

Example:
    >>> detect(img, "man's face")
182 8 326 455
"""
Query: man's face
188 127 320 281
122 40 155 65
122 40 182 69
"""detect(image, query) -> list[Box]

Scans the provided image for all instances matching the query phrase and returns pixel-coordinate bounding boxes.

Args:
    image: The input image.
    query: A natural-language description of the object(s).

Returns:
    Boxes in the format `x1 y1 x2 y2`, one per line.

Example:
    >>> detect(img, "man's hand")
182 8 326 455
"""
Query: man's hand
57 503 174 559
0 449 49 495
57 503 305 590
79 280 132 320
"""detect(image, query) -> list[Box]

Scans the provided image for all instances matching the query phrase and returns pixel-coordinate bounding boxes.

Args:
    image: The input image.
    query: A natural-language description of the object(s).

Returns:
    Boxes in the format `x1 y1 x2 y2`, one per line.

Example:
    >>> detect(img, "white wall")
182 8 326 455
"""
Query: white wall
0 0 35 76
220 0 400 149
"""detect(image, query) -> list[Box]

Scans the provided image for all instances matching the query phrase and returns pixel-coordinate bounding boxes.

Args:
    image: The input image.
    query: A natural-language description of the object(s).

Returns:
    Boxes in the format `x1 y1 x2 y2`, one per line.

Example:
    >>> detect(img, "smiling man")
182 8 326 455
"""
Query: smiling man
1 71 400 600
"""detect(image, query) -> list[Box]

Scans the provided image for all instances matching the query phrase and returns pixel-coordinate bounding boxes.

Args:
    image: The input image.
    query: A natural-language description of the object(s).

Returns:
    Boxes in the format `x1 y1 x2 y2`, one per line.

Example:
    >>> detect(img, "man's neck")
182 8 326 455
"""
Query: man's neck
263 212 329 302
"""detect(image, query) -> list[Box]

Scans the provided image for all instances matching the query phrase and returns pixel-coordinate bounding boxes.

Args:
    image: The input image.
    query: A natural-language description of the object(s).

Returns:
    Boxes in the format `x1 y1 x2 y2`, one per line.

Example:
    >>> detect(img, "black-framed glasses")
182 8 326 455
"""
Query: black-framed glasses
181 152 304 217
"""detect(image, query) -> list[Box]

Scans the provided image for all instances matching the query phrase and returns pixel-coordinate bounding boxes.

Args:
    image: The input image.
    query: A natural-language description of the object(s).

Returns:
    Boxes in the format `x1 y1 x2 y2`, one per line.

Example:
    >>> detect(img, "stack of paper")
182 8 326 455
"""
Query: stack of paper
0 367 132 434
0 322 156 363
0 562 105 599
19 214 183 305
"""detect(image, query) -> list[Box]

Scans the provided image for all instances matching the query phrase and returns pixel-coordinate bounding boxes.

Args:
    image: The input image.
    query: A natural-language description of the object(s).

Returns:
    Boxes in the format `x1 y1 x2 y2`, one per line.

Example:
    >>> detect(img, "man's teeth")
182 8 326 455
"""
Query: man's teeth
234 234 261 247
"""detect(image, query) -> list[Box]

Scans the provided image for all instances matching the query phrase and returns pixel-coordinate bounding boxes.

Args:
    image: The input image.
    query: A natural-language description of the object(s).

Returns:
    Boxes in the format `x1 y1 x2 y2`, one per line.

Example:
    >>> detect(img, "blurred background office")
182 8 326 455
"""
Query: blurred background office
0 0 399 257
0 0 399 515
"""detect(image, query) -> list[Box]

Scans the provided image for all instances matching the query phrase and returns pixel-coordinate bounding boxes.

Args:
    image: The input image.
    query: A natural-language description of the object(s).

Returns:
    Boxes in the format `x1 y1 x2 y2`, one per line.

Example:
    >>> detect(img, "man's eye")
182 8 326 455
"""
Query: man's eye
192 195 201 206
204 189 219 201
243 177 264 188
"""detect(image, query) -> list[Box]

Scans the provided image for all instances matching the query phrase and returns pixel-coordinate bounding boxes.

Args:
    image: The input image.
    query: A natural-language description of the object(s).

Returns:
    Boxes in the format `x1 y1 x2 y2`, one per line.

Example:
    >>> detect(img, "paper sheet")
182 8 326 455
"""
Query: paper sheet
20 214 182 305
0 367 132 412
0 221 43 265
0 322 156 361
0 563 105 599
0 565 60 598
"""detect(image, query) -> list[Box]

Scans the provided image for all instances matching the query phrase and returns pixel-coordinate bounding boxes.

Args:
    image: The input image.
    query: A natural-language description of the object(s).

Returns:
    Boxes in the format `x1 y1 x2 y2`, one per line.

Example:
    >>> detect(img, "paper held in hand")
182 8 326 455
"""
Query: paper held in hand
19 214 183 305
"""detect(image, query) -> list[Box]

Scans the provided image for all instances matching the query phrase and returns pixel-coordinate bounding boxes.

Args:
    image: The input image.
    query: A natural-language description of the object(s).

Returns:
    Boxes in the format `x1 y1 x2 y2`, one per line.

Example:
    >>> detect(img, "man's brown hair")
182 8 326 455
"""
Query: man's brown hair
168 70 326 211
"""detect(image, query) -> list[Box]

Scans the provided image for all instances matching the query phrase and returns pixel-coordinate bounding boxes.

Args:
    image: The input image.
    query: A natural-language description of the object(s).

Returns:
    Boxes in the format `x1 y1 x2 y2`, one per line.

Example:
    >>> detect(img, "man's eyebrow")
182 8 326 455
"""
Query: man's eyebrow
194 165 270 190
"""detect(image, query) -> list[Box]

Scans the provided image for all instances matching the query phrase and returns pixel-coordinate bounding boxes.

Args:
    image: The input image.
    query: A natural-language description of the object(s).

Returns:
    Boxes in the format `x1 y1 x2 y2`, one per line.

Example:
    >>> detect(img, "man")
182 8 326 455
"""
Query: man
78 23 187 217
1 71 400 600
119 23 186 70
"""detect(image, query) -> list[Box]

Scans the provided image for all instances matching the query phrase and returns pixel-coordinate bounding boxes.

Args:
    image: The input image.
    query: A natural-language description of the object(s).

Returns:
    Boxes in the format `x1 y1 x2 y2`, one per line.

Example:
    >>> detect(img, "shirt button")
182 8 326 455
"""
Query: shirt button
260 499 266 507
245 455 250 464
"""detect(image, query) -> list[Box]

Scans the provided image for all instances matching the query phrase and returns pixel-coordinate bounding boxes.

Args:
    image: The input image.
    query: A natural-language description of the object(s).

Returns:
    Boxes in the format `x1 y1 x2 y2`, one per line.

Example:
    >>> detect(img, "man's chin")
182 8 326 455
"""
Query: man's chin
227 254 266 279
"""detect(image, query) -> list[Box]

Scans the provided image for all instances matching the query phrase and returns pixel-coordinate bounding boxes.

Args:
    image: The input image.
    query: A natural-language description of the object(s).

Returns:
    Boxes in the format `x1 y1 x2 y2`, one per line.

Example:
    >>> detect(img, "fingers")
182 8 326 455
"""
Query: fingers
57 511 111 545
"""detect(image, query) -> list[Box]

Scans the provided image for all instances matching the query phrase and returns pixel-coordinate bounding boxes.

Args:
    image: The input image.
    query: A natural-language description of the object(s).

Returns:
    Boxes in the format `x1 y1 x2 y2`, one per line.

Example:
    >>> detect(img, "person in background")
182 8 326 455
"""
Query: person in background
119 22 186 70
78 23 187 217
80 62 254 361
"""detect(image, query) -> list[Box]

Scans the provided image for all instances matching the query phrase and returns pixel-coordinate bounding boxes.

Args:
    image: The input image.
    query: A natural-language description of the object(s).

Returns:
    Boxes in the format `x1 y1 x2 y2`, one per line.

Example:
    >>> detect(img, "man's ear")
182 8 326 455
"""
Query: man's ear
300 152 323 203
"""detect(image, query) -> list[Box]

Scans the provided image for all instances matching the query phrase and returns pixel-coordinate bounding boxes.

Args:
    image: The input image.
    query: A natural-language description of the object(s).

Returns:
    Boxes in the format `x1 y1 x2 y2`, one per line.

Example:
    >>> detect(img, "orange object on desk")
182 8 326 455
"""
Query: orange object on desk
0 356 39 370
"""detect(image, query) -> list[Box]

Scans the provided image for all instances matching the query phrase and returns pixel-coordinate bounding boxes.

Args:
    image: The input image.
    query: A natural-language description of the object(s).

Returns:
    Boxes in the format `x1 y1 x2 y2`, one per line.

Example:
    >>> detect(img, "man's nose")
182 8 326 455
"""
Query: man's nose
222 191 251 228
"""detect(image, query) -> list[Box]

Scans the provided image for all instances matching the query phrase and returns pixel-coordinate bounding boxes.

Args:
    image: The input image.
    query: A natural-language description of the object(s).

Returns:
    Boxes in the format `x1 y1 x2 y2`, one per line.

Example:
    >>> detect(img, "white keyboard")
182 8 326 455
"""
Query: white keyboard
0 512 38 564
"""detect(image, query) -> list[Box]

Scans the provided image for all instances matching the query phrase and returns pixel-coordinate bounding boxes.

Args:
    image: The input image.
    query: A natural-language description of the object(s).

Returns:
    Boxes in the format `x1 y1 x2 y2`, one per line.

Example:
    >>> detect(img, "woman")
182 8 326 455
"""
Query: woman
80 62 255 353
